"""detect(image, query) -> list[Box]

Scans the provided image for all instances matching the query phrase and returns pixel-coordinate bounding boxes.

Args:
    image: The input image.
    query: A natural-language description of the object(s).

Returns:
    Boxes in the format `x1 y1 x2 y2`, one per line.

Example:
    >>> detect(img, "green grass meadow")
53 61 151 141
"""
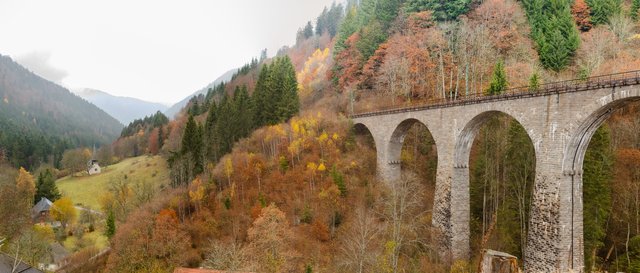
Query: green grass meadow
56 155 171 210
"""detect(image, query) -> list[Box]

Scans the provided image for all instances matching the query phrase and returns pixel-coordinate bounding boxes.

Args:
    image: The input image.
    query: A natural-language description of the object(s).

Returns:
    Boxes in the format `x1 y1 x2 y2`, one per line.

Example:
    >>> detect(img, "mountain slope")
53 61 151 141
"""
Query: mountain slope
164 68 237 118
77 88 168 125
0 54 122 169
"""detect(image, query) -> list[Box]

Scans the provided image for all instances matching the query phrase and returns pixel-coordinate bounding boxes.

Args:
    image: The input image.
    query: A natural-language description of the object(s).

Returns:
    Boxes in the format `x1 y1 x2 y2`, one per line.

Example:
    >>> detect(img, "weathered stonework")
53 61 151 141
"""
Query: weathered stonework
352 85 640 272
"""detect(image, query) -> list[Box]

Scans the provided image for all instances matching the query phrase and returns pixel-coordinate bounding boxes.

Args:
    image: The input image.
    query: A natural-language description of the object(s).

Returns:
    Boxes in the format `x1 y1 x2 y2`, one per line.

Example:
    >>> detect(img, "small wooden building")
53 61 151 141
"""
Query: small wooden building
32 197 53 222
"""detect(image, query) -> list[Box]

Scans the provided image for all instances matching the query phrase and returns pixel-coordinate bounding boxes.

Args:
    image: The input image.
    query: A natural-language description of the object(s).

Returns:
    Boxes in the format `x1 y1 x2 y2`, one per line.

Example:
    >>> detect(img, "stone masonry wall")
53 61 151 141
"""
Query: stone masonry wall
353 85 640 272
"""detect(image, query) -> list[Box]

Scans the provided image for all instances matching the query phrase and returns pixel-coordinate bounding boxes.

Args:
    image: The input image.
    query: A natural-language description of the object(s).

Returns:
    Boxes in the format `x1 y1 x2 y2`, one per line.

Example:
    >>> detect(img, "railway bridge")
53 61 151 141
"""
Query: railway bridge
351 71 640 272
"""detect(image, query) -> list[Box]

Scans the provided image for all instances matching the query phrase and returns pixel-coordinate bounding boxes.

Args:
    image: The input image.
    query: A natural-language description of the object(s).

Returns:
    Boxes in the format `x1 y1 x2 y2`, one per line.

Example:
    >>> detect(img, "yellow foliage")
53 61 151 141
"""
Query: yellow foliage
317 163 326 172
33 224 55 243
317 132 329 143
297 48 331 98
51 196 77 228
224 158 233 180
16 167 35 204
307 162 318 171
332 132 339 141
189 177 205 204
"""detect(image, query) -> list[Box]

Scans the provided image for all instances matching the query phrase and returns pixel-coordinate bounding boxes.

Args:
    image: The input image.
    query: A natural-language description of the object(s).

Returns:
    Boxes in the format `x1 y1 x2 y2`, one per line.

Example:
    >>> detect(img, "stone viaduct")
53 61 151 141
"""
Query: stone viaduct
351 71 640 272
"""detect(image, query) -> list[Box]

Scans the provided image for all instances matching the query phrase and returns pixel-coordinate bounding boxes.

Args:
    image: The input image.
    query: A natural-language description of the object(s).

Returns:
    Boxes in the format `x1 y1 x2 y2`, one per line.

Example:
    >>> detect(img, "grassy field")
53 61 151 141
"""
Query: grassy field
56 155 171 210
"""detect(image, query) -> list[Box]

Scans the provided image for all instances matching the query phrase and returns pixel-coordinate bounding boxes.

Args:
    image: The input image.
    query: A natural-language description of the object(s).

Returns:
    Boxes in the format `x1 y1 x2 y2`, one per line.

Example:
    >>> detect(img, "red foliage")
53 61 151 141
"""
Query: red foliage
148 127 160 155
333 33 364 91
572 0 592 32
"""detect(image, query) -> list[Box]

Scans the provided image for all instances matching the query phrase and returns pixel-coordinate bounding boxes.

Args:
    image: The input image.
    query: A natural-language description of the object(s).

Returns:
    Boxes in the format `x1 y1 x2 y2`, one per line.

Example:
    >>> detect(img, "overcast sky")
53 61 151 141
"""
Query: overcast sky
0 0 338 105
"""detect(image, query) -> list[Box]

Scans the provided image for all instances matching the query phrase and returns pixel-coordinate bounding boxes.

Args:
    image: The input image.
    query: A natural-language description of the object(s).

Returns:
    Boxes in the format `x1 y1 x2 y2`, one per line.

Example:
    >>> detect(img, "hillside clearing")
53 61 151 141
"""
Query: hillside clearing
56 155 170 210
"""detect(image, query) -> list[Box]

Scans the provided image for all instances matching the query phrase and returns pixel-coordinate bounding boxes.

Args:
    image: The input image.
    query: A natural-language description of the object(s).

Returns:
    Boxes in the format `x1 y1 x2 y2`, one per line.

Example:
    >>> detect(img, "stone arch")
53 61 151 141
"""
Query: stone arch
450 110 538 260
562 95 640 174
454 110 537 168
559 92 640 271
388 118 434 165
352 122 377 150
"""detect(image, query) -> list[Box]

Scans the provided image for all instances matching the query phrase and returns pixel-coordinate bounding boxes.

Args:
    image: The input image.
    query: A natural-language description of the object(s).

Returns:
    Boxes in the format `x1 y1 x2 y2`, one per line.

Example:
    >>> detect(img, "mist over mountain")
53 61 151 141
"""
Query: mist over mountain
0 54 122 169
77 88 168 125
164 68 237 118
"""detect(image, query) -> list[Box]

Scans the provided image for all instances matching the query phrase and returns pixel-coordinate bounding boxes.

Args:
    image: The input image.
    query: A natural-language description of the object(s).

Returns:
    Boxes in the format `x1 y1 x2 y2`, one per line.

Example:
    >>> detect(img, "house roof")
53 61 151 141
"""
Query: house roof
32 197 53 214
50 242 70 263
0 253 45 273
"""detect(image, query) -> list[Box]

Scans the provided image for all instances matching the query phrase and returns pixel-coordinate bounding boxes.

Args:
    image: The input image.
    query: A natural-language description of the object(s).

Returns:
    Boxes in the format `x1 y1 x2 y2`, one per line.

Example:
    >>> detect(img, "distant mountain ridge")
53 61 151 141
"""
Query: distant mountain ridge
164 68 237 118
77 88 168 125
0 54 122 169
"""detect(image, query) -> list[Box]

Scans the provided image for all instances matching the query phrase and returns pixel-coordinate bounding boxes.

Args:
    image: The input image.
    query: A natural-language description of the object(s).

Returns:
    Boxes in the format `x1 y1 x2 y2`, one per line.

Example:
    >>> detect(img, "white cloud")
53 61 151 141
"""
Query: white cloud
15 51 69 83
0 0 339 104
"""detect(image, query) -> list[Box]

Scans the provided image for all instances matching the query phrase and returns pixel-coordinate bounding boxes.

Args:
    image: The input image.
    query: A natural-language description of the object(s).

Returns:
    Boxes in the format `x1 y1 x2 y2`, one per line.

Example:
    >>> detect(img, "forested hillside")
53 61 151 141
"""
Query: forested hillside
1 0 639 272
101 0 640 272
0 55 122 169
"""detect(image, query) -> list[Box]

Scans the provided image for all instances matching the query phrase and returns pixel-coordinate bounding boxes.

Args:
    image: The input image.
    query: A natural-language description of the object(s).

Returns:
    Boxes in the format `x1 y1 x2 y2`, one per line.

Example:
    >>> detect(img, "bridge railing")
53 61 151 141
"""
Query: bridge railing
351 70 640 118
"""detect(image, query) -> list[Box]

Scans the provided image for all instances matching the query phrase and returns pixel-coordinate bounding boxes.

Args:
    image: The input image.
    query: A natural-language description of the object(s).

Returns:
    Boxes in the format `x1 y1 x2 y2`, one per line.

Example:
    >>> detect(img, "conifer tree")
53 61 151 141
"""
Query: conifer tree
583 125 613 271
106 209 116 239
631 0 640 20
274 56 300 124
529 72 540 92
316 7 328 36
487 61 508 95
215 92 235 156
181 114 203 175
234 85 255 139
405 0 472 21
303 21 314 39
586 0 621 25
524 0 580 71
205 100 219 161
35 169 61 202
253 64 273 127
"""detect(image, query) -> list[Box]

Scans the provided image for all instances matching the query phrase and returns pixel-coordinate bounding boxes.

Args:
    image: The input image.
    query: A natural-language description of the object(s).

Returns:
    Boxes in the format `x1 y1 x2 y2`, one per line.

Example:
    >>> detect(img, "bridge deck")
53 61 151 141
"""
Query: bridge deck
351 70 640 119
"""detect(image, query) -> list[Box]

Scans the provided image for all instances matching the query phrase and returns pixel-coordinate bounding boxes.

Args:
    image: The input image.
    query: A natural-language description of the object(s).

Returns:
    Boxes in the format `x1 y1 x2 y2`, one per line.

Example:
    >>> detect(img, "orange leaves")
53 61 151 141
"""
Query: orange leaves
572 0 592 32
157 208 178 223
334 32 364 90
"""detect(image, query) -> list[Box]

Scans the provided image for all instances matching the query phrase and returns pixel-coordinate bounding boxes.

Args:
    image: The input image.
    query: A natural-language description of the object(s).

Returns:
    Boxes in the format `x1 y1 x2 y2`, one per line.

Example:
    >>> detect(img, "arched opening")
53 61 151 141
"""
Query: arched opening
457 111 536 269
387 118 440 269
563 97 640 272
350 122 377 184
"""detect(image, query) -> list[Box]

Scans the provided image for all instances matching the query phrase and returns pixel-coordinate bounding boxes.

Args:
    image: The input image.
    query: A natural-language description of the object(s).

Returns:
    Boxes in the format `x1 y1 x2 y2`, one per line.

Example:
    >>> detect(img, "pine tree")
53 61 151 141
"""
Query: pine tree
529 72 540 92
316 7 328 36
631 0 640 20
253 64 273 127
106 209 116 239
181 114 203 175
234 85 255 139
524 0 580 72
35 169 61 202
405 0 472 21
274 56 300 123
205 100 219 161
487 61 508 95
583 125 613 271
586 0 621 25
303 21 314 39
215 92 235 156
